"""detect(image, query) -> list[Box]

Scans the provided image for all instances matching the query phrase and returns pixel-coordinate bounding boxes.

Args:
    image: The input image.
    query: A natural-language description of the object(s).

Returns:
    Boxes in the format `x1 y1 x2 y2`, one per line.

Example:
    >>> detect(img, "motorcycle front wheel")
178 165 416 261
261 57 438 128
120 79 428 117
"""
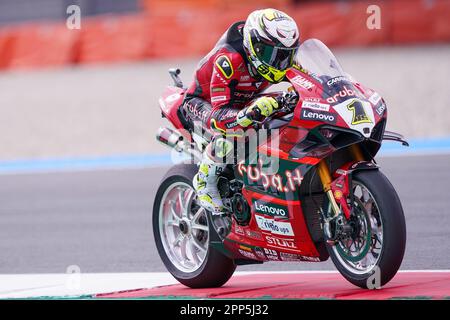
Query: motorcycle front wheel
153 164 236 288
327 169 406 289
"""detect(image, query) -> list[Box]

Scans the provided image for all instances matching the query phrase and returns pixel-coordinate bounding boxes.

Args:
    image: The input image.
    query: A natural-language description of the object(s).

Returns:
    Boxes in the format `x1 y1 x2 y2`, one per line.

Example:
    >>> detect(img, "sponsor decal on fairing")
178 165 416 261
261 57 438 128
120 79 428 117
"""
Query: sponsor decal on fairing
301 100 330 112
332 98 375 138
253 200 288 218
238 160 303 193
255 215 294 236
279 252 302 261
245 229 263 240
280 252 321 262
254 247 267 260
368 91 382 106
304 97 321 103
326 76 348 86
300 109 336 124
266 236 297 249
263 248 279 261
347 100 372 125
376 103 386 116
238 249 258 260
326 85 356 103
291 75 315 90
234 224 245 236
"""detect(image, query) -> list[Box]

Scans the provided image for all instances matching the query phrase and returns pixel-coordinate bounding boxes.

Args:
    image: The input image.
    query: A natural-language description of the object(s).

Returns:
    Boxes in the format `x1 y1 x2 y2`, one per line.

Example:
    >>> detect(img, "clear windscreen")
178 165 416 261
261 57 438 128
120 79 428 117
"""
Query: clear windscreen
295 38 346 78
294 39 364 101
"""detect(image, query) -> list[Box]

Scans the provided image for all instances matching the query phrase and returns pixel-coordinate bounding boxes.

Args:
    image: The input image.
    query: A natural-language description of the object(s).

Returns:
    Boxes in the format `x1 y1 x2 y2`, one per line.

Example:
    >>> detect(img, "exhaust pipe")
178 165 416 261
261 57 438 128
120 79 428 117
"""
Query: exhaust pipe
156 127 183 150
156 127 202 161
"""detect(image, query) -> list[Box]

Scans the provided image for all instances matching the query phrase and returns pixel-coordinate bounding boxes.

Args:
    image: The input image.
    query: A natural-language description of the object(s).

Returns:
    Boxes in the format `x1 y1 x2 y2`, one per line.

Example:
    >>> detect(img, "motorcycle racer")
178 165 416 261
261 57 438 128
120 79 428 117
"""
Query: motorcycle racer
181 8 300 214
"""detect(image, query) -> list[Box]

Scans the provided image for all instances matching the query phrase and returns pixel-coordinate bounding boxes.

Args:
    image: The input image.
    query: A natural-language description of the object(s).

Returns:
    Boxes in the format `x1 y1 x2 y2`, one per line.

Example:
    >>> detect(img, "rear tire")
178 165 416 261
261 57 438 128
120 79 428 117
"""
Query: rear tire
153 164 236 288
328 169 406 288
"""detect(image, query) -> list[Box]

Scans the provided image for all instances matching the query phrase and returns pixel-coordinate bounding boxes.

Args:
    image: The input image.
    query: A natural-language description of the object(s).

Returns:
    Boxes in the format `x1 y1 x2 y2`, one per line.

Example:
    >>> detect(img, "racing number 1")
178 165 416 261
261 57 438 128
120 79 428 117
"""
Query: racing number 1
347 100 371 125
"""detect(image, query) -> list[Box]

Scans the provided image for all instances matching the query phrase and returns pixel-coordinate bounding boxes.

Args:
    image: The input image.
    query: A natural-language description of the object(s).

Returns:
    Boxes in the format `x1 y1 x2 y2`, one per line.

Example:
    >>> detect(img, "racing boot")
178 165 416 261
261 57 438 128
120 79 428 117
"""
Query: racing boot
193 155 227 215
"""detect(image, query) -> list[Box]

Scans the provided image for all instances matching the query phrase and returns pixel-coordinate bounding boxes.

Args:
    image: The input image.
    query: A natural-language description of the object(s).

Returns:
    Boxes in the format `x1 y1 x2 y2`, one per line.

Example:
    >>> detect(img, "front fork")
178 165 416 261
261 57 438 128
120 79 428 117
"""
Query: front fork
317 144 364 242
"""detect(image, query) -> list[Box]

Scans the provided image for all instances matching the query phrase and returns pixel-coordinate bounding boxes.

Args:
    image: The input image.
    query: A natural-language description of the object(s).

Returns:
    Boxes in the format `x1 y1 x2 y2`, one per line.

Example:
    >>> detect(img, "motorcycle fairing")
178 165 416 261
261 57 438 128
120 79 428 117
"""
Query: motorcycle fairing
223 184 324 262
224 159 380 262
159 86 186 131
219 155 327 261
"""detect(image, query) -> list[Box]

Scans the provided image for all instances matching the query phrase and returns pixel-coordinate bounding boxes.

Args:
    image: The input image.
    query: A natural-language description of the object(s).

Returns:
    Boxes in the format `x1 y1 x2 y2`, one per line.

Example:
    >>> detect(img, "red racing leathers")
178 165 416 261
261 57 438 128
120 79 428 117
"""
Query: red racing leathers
182 21 271 134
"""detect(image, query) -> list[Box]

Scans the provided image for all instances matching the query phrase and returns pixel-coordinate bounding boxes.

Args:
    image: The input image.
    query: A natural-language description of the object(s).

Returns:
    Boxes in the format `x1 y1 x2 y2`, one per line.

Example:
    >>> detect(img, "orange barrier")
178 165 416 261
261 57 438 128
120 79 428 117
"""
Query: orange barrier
78 15 151 64
0 29 14 69
0 0 449 70
293 1 389 47
391 0 450 43
143 0 450 48
0 24 78 70
146 14 193 58
142 0 291 13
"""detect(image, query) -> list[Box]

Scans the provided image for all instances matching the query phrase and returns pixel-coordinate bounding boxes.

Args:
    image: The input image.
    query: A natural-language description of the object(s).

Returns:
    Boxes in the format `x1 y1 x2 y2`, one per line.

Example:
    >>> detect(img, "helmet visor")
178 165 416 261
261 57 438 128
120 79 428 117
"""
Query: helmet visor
253 41 298 71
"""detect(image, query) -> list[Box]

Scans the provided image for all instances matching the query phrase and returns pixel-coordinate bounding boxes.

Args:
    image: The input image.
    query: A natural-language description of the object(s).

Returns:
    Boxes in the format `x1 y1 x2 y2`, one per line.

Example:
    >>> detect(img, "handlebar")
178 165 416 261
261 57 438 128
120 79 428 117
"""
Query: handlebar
249 91 298 129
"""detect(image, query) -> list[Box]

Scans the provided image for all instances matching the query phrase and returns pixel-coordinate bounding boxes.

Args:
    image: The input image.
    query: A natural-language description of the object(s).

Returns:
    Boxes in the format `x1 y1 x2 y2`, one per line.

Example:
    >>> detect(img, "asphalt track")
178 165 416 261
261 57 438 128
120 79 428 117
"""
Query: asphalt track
0 154 449 275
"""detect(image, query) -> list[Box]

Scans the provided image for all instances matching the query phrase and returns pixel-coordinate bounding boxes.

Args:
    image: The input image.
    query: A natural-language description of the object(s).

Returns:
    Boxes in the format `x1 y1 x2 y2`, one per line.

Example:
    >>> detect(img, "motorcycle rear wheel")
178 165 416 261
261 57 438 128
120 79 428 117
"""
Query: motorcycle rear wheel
153 164 236 288
327 169 406 289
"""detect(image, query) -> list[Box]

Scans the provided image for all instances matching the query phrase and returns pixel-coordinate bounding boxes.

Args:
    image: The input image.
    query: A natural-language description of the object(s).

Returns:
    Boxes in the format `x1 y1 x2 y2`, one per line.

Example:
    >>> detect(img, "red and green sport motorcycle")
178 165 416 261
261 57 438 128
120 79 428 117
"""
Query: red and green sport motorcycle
153 39 407 289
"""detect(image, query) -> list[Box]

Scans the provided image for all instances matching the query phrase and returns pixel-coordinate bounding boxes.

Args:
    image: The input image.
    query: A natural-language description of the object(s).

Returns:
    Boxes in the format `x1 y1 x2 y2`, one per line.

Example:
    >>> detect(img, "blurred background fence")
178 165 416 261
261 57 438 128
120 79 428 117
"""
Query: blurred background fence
0 0 449 162
0 0 449 70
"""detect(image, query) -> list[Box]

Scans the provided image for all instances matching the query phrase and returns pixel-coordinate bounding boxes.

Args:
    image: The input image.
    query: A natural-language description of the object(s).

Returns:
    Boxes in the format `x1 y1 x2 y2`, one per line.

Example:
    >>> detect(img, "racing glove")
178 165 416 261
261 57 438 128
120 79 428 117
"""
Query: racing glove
236 96 279 127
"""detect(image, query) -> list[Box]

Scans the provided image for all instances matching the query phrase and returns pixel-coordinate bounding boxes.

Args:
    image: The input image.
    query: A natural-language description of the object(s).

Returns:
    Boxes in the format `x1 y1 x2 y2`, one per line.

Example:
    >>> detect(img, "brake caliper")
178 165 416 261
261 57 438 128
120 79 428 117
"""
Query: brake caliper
330 169 352 220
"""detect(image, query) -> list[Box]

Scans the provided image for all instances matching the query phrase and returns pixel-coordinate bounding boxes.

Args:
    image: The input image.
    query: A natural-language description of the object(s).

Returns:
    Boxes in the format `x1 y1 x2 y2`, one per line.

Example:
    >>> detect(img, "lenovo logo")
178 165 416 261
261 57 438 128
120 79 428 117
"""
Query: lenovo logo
301 109 336 124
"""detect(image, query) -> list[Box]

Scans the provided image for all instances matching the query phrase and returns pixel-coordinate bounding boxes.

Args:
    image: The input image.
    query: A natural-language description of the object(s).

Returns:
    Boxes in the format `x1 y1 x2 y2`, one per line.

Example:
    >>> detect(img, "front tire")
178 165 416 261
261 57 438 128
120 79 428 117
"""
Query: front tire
327 169 406 288
153 164 236 288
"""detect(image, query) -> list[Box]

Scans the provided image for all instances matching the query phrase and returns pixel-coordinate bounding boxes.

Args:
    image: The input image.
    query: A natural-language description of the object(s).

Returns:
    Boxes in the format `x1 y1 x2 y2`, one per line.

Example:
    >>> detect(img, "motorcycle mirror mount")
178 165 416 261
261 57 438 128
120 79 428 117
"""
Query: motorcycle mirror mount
168 68 185 89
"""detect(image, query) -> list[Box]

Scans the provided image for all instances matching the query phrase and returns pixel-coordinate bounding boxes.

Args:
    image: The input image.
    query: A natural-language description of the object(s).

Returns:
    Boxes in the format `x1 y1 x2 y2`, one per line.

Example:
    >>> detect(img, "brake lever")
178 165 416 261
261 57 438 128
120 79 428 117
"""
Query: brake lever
279 91 298 111
250 91 298 129
254 106 292 129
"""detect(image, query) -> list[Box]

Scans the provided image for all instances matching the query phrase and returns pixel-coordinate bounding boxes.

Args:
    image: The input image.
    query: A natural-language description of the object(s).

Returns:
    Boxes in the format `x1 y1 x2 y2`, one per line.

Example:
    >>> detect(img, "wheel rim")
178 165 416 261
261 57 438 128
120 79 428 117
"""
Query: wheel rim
159 181 209 273
331 181 384 275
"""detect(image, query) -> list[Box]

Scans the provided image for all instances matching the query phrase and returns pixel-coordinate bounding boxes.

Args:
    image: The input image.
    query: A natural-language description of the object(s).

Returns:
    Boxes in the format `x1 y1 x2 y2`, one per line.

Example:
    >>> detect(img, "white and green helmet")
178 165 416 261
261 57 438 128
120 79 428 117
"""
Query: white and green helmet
243 8 300 83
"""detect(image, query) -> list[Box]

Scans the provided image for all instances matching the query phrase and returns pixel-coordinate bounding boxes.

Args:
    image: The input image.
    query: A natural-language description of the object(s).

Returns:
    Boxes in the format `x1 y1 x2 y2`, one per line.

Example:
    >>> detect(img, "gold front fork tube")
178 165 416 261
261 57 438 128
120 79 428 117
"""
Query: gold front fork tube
317 160 340 218
349 144 364 162
317 144 364 218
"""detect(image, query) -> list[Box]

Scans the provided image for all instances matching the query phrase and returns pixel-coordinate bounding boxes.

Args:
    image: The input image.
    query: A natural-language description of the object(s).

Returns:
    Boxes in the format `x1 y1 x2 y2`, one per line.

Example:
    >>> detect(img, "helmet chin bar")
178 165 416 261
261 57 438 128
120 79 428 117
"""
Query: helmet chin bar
250 57 285 83
245 41 285 83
